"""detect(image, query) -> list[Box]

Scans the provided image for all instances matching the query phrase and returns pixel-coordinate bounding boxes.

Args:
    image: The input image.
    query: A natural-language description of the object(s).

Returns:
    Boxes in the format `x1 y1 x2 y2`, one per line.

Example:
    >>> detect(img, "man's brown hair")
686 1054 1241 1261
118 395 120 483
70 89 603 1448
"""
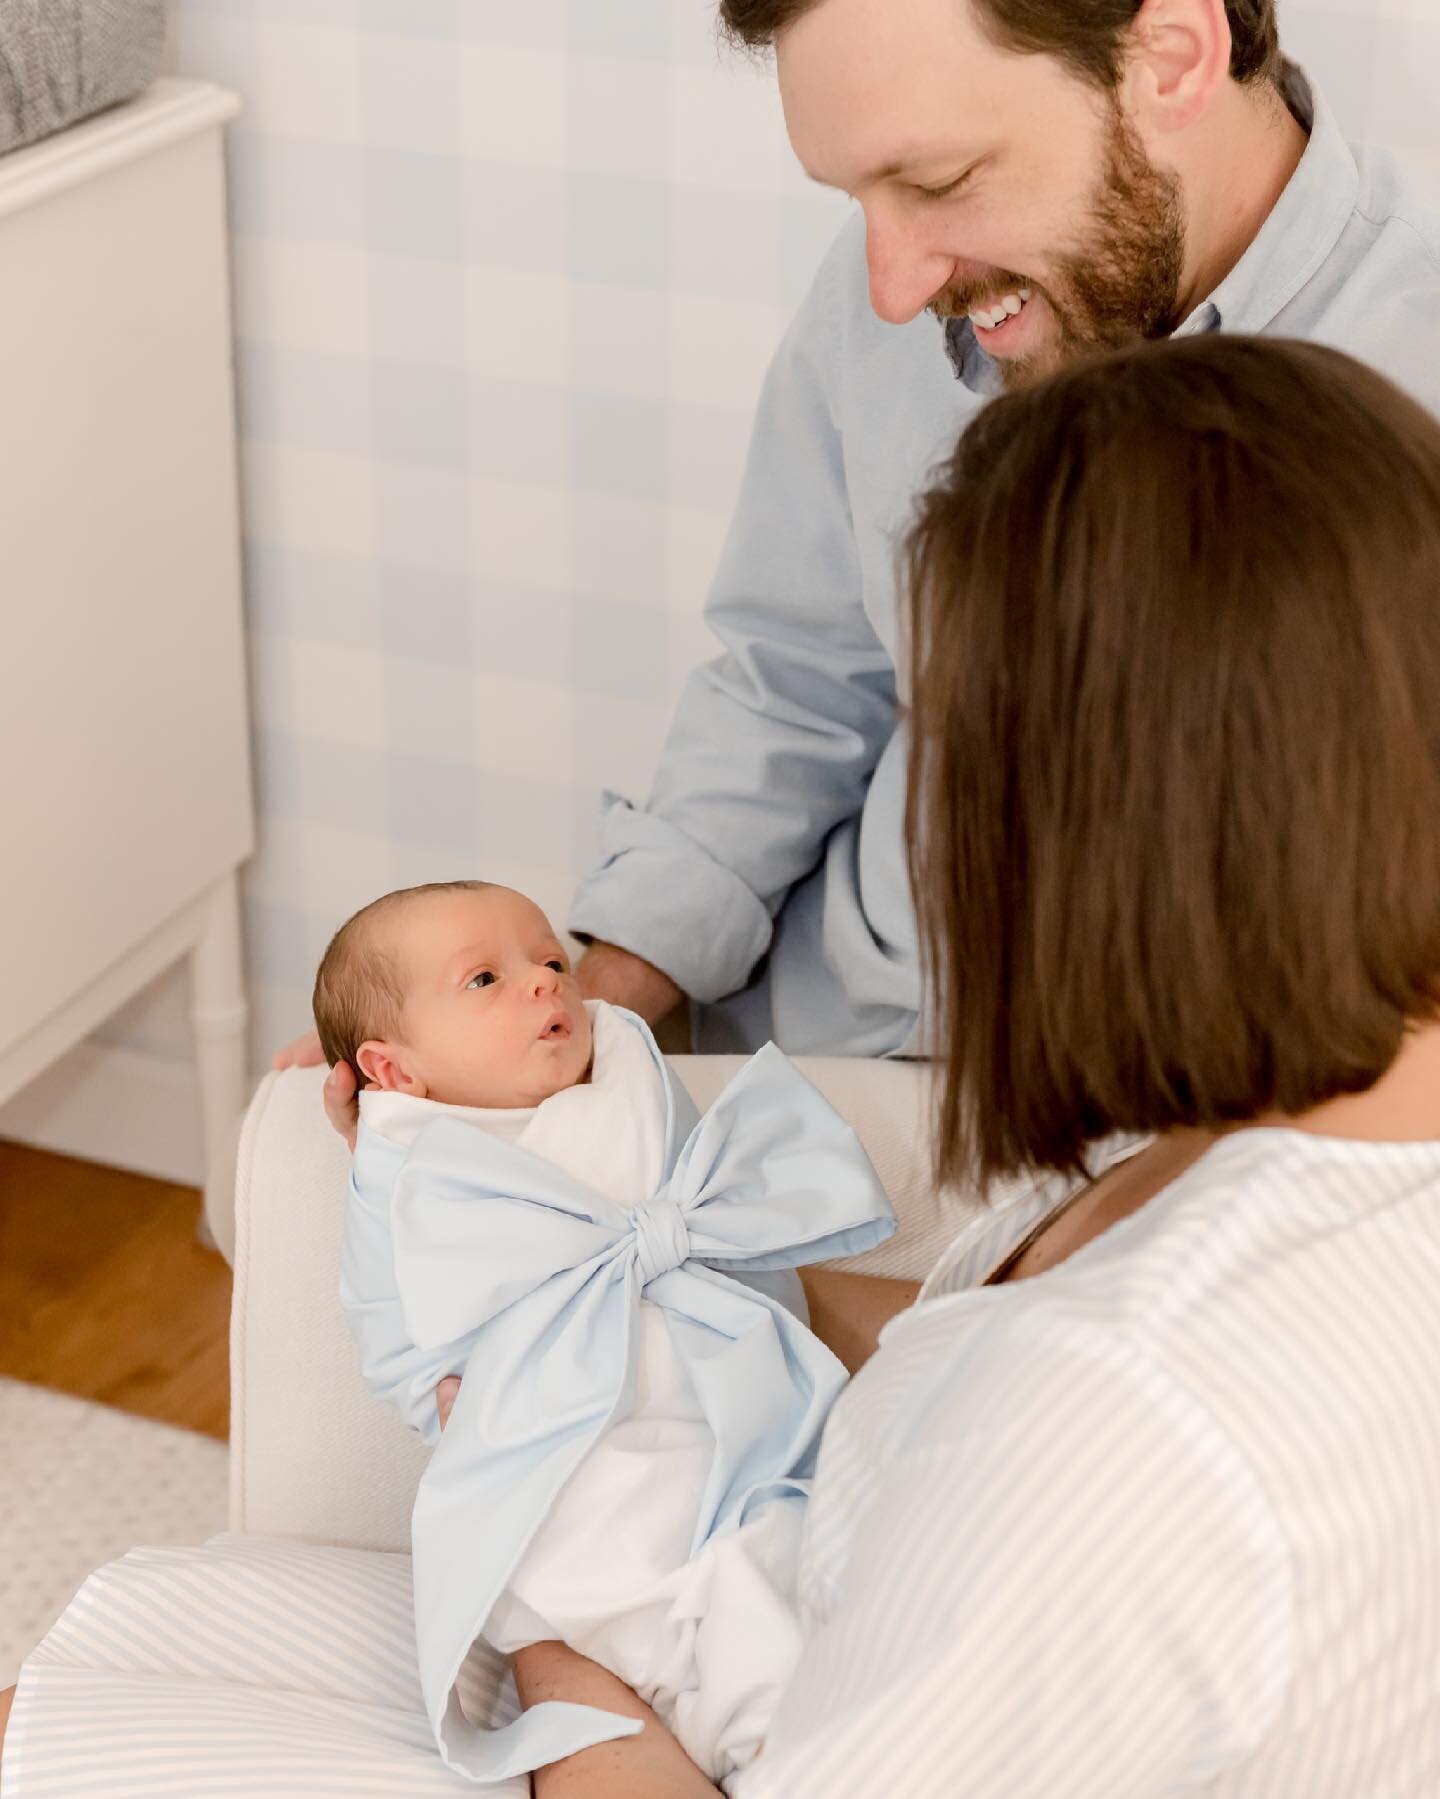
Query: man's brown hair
903 337 1440 1190
312 880 492 1077
719 0 1280 88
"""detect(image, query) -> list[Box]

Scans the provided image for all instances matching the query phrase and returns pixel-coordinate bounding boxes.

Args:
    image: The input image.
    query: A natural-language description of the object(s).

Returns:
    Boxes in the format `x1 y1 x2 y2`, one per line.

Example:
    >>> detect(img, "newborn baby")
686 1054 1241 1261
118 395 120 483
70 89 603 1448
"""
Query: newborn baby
316 879 894 1790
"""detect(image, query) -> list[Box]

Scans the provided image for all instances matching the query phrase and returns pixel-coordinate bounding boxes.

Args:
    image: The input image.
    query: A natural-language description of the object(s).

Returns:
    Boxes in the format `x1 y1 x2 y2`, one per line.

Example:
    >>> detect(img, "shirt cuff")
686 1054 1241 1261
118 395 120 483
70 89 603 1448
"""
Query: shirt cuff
567 791 776 1003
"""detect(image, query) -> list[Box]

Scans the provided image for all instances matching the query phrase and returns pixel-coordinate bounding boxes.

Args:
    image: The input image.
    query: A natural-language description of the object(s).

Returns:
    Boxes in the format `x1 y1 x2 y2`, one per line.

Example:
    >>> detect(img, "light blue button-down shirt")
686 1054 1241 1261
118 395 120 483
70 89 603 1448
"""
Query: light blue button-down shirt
568 68 1440 1059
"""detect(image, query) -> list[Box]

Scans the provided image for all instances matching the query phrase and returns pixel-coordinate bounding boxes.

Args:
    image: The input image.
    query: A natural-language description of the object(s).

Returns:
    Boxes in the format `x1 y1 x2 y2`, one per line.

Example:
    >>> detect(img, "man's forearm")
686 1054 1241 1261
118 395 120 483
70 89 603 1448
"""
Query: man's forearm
576 940 684 1025
512 1642 720 1798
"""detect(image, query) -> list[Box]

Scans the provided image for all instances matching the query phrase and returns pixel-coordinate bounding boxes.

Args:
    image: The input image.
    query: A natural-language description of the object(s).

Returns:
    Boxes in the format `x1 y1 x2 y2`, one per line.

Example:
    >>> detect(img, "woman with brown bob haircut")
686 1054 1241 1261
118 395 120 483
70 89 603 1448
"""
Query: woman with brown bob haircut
907 334 1440 1192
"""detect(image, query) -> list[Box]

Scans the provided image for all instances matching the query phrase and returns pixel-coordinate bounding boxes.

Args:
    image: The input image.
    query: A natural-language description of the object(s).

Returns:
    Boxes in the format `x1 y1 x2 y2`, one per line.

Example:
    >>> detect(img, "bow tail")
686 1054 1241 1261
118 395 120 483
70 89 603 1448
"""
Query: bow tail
654 1263 851 1553
410 1252 641 1777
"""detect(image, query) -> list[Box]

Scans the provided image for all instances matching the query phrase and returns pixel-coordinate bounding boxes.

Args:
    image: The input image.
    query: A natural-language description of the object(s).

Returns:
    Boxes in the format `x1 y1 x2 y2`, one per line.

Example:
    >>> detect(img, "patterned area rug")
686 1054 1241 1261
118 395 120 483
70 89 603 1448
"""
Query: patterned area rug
0 1376 229 1685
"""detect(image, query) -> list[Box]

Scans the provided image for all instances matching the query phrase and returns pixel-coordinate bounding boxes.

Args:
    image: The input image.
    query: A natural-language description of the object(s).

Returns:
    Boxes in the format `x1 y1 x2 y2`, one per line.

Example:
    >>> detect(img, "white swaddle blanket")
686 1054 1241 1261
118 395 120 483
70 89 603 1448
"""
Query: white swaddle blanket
358 1002 812 1785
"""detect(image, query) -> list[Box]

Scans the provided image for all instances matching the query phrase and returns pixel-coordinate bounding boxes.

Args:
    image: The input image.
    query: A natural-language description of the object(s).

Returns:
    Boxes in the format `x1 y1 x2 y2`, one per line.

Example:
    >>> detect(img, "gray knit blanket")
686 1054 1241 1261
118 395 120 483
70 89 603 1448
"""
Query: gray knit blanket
0 0 165 155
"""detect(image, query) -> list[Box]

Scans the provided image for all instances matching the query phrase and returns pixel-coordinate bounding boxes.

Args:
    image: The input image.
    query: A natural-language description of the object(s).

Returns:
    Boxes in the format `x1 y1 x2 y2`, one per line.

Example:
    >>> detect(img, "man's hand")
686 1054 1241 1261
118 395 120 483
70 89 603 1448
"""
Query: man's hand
271 1028 361 1151
576 941 684 1026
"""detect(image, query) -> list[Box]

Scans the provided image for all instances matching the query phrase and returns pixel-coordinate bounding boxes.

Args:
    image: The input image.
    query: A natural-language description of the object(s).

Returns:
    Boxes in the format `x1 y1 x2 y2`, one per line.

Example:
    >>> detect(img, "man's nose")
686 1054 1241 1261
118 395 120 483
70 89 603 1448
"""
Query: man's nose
863 206 956 326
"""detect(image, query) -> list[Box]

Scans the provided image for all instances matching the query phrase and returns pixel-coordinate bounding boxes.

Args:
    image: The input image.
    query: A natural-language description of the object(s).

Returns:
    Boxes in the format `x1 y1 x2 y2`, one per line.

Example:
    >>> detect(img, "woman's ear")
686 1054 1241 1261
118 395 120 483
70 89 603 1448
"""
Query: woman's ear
354 1040 427 1097
1124 0 1230 137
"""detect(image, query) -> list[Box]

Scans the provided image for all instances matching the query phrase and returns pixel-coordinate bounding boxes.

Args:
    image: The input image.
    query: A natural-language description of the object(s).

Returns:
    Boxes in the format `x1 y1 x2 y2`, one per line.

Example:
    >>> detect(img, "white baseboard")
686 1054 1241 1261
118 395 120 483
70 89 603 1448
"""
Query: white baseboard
0 1039 206 1188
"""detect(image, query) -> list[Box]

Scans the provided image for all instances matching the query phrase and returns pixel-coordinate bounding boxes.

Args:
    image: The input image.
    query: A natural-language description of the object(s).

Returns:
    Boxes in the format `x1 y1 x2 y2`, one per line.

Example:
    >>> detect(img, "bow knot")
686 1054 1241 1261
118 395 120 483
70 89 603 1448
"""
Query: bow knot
631 1196 690 1287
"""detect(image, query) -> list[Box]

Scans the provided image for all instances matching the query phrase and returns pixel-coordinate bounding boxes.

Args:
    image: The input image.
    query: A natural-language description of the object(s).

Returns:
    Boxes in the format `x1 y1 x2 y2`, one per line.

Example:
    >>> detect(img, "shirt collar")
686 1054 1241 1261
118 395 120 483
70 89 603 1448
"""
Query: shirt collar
942 64 1357 388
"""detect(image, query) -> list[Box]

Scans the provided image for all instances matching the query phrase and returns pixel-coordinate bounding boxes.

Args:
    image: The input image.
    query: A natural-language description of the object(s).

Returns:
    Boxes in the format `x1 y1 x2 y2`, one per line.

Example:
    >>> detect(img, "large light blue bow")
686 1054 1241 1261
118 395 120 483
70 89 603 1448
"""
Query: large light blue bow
352 1032 894 1784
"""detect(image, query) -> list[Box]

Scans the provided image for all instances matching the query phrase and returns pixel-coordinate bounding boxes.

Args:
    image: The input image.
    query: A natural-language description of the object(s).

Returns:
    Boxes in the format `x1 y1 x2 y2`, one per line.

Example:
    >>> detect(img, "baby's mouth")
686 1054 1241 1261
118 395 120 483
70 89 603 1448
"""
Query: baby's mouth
538 1011 572 1042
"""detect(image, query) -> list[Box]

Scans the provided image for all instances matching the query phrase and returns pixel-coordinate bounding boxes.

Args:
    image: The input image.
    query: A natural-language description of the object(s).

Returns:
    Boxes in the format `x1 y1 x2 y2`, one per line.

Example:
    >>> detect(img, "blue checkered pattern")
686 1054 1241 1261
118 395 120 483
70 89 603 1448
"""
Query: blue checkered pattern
99 0 1440 1077
133 0 848 1070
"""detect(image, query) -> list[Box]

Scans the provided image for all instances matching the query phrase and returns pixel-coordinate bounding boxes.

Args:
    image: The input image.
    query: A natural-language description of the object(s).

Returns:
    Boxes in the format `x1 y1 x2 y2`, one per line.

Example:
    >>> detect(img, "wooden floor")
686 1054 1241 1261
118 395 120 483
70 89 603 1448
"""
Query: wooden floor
0 1140 231 1440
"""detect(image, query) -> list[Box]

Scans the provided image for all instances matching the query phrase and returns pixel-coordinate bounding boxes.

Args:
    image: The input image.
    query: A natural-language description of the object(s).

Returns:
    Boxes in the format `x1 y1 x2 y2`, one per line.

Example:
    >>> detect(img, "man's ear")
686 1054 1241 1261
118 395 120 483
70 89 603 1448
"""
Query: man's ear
1124 0 1230 136
354 1039 426 1096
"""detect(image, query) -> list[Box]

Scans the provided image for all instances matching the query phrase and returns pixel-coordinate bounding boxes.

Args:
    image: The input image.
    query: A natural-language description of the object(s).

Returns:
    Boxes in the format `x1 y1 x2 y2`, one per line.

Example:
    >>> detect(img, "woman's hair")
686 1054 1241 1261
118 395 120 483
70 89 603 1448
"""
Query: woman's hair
312 880 492 1076
904 336 1440 1190
719 0 1281 88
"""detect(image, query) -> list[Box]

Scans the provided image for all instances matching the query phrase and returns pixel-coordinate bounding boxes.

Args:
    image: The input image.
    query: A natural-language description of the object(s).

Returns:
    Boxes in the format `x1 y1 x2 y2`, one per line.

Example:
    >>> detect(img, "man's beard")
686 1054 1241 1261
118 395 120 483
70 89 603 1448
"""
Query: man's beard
931 101 1186 391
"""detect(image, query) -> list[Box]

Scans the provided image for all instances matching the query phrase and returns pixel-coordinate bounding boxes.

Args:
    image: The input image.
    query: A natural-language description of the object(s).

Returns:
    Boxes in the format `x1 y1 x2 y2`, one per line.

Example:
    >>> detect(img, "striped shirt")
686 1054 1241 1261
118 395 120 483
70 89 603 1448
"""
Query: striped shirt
9 1129 1440 1795
735 1127 1440 1797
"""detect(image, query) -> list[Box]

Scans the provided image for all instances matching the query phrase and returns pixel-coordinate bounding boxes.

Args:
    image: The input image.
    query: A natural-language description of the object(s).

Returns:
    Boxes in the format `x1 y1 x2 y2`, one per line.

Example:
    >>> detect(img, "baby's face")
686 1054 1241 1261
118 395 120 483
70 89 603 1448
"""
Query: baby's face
358 886 593 1108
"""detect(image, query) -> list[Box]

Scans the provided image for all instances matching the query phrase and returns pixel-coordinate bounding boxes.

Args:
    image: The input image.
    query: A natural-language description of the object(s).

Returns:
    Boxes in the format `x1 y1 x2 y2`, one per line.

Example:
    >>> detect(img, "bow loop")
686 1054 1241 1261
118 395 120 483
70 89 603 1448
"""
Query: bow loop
632 1198 690 1287
664 1043 899 1272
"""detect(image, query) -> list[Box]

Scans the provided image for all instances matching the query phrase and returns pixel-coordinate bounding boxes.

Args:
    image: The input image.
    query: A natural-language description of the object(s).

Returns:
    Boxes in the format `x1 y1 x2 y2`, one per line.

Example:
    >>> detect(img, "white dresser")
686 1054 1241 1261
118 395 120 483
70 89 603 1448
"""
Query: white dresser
0 79 253 1183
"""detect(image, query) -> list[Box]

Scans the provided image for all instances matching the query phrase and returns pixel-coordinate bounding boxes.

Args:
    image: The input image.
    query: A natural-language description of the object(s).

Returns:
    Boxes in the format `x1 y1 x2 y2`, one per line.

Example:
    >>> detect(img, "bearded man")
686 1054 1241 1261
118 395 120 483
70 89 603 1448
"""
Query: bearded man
561 0 1440 1059
291 0 1440 1132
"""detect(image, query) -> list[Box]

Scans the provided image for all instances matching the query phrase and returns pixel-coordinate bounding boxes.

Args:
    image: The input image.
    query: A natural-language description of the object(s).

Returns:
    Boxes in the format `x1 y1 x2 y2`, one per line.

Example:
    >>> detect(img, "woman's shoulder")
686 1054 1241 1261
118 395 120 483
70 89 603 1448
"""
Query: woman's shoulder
932 1127 1440 1323
875 1126 1440 1470
1062 1126 1440 1330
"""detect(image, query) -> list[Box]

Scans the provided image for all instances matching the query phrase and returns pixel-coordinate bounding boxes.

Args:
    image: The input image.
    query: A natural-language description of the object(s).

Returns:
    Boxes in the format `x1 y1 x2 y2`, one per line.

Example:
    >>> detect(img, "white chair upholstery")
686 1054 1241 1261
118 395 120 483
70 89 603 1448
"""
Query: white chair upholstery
228 1057 981 1551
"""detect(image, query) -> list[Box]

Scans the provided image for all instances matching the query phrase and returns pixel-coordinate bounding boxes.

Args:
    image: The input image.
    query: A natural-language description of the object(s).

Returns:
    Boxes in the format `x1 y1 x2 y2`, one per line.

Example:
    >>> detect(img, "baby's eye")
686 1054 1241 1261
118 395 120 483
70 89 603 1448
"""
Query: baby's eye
467 971 496 989
546 959 565 974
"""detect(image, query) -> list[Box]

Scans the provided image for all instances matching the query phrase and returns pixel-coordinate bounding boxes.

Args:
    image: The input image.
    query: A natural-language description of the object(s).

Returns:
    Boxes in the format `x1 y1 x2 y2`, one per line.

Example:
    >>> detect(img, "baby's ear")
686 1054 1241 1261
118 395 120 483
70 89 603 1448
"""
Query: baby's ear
353 1040 393 1090
354 1039 421 1095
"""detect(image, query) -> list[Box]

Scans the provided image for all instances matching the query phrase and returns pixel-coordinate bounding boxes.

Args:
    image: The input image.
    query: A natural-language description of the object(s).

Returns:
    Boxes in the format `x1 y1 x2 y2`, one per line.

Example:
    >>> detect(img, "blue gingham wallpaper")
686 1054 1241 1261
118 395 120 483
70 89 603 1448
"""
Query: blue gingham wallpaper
101 0 1438 1082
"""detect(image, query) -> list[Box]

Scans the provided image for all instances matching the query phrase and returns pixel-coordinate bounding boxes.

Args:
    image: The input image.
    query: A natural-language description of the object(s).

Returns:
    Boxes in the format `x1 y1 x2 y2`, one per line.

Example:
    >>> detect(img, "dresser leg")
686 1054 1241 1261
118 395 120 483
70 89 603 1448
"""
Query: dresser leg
191 871 250 1258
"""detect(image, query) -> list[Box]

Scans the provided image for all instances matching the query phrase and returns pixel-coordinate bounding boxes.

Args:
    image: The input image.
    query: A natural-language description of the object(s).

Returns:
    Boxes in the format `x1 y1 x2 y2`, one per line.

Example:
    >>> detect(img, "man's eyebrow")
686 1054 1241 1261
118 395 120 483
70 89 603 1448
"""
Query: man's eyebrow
802 147 976 190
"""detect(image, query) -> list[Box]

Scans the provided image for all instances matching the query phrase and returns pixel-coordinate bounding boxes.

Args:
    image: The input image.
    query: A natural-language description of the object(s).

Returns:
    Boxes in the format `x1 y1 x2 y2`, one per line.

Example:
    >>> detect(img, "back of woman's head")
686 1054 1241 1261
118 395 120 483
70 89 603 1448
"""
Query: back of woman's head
905 335 1440 1190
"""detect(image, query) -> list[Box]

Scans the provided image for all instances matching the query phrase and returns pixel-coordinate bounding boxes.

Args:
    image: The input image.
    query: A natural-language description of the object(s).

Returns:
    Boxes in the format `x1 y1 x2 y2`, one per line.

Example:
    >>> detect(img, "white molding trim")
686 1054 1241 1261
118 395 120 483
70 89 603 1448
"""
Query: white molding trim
0 1040 207 1188
0 79 242 222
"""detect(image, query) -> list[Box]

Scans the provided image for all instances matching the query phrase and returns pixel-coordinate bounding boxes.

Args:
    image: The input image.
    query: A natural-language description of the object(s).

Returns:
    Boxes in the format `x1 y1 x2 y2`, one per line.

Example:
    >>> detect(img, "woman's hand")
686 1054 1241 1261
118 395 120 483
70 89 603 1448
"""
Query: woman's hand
321 1059 360 1152
435 1376 461 1431
271 1028 361 1151
272 1028 326 1071
512 1642 720 1797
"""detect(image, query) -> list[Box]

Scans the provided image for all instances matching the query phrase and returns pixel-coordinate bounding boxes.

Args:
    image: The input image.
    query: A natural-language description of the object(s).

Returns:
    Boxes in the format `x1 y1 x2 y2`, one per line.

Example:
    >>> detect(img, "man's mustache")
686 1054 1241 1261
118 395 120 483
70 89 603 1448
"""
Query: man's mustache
929 270 1034 317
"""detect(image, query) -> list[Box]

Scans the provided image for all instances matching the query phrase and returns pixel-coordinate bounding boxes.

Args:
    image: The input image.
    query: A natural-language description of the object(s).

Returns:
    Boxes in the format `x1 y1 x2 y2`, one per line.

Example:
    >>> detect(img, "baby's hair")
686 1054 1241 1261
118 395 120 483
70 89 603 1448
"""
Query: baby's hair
311 880 494 1078
905 335 1440 1191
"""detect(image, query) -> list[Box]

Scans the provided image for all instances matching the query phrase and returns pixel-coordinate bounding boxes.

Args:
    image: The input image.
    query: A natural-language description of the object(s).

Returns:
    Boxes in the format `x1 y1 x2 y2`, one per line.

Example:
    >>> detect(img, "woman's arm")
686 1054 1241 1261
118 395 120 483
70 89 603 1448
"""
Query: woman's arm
732 1312 1291 1798
512 1643 720 1798
798 1268 921 1374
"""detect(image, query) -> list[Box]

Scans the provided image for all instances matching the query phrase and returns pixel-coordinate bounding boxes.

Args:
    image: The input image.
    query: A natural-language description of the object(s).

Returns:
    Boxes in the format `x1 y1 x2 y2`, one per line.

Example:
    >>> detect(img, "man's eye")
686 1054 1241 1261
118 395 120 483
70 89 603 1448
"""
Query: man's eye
916 176 965 201
467 971 496 989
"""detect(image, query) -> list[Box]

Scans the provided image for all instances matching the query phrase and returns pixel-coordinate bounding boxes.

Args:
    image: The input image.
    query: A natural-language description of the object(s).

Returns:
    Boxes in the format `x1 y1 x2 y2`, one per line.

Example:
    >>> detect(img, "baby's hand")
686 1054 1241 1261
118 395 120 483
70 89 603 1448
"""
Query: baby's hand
436 1376 462 1431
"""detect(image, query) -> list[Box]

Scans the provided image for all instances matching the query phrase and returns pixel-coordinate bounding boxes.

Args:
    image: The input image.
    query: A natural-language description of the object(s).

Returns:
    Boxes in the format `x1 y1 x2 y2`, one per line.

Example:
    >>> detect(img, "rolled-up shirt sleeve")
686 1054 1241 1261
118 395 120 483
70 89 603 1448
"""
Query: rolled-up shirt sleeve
568 219 898 1003
734 1306 1293 1798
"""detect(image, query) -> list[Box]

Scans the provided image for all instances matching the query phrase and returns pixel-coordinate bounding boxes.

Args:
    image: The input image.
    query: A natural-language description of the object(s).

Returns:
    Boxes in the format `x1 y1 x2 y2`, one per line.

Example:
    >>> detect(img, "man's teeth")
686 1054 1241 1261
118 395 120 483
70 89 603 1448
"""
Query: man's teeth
968 287 1033 332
